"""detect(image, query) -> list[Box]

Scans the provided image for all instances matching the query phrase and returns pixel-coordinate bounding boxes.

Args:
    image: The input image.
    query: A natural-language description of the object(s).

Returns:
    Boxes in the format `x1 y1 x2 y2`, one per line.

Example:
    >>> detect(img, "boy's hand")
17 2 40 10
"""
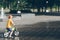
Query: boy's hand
14 24 15 26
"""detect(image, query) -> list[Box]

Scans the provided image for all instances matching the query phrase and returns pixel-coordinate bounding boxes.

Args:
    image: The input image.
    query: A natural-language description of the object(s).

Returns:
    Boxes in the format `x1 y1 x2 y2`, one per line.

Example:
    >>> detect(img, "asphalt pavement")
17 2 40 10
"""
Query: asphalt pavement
0 15 60 40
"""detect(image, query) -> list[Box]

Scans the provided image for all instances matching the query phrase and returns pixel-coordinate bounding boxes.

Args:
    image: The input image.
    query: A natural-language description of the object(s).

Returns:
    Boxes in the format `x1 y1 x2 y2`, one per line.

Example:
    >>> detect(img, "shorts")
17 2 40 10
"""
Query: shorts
6 28 12 32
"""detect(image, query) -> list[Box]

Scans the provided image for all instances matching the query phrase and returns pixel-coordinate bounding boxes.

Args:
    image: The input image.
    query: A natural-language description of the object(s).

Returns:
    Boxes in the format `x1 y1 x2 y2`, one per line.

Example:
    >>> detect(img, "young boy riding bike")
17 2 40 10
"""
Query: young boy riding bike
6 15 15 38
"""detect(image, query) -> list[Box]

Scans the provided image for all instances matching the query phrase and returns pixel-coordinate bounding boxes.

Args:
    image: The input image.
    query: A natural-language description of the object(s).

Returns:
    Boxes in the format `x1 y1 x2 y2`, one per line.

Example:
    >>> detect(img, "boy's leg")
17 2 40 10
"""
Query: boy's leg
8 28 13 37
6 28 10 34
9 31 13 37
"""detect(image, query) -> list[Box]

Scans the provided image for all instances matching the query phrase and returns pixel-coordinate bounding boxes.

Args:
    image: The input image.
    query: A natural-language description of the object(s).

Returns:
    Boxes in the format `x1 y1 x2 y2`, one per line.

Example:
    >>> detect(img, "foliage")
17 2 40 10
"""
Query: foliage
0 0 60 11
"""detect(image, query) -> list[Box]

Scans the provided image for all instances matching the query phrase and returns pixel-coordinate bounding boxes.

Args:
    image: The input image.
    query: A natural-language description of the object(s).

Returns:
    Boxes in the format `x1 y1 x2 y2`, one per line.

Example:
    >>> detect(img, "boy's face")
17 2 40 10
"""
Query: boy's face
10 16 13 19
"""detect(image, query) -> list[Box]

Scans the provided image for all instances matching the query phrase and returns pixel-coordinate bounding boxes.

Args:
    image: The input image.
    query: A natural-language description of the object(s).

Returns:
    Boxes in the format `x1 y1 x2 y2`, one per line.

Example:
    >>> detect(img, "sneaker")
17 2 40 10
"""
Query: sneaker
9 36 13 38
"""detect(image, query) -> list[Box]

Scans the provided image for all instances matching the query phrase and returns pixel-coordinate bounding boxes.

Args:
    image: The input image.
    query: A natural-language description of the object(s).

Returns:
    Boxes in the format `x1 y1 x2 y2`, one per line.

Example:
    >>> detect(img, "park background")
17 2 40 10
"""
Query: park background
0 0 60 40
0 0 60 15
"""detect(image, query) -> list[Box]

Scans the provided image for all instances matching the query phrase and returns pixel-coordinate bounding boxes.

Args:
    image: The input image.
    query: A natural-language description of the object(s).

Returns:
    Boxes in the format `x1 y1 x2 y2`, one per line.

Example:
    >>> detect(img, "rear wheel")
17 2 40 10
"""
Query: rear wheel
4 32 9 37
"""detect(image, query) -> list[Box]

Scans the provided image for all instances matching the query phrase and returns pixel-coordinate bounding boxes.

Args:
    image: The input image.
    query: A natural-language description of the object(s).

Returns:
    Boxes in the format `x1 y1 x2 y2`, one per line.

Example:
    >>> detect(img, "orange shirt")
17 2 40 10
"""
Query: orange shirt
6 19 13 28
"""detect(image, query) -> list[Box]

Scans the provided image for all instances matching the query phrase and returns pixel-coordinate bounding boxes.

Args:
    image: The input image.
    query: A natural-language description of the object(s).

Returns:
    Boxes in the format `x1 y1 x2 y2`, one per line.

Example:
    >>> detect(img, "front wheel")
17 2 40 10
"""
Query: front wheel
14 31 19 36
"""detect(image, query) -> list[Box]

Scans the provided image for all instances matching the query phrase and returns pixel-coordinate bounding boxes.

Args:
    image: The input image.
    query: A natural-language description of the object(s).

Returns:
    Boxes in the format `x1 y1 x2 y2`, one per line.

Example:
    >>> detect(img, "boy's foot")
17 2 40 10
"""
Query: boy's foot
9 36 13 38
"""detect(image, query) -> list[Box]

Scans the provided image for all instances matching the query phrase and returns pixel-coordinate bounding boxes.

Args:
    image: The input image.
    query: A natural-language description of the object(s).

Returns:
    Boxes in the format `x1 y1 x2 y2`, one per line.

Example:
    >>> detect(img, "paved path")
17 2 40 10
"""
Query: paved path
0 15 60 40
20 15 60 25
0 15 60 31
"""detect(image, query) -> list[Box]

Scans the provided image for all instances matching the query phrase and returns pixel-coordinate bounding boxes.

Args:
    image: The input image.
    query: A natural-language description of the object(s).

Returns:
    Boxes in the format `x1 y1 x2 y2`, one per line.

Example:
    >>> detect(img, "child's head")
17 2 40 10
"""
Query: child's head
8 15 13 19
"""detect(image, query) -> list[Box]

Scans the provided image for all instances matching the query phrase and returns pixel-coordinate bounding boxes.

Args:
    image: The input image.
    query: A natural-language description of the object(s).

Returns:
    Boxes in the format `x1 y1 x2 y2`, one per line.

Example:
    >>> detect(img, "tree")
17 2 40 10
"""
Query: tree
55 0 60 12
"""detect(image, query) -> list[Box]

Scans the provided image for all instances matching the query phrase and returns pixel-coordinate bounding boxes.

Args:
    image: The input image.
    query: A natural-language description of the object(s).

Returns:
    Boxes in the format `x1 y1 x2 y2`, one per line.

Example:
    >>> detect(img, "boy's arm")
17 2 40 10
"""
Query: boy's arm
11 20 15 25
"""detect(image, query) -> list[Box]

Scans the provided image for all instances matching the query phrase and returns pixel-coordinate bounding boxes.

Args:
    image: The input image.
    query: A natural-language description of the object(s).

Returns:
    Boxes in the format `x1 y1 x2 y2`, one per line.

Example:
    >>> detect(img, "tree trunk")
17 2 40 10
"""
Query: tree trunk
50 7 52 12
45 7 46 12
58 5 59 12
37 8 40 13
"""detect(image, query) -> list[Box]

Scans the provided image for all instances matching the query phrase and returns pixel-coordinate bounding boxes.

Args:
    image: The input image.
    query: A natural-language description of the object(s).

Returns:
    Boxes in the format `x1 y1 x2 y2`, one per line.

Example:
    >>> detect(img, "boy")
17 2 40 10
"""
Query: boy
6 15 15 37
